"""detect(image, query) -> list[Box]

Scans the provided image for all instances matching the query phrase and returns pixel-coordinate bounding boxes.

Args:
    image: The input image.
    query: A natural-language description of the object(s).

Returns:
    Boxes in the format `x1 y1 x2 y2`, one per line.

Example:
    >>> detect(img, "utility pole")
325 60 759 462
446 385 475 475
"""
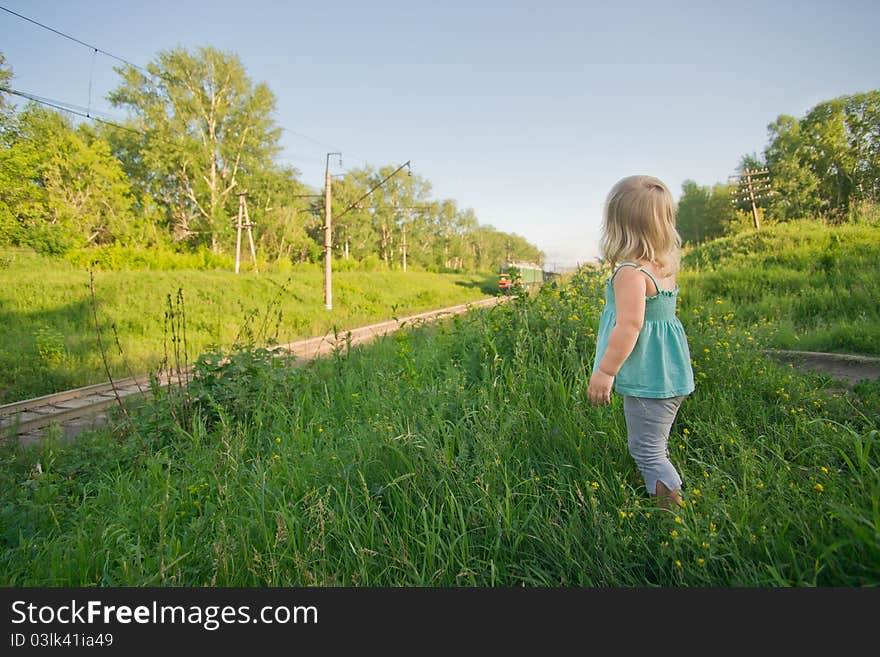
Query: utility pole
324 152 342 310
235 192 258 274
401 221 407 273
392 205 430 273
730 168 772 230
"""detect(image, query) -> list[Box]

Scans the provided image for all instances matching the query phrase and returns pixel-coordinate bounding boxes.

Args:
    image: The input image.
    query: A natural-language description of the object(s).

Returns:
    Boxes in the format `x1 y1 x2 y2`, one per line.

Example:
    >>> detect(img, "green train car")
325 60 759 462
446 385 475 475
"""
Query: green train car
498 261 544 292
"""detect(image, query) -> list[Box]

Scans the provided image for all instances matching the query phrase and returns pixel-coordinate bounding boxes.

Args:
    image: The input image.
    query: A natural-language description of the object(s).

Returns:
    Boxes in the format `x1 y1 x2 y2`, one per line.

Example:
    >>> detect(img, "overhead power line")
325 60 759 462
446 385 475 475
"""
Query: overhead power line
1 4 372 168
0 4 150 74
1 86 118 121
335 161 412 221
1 4 411 199
0 85 147 138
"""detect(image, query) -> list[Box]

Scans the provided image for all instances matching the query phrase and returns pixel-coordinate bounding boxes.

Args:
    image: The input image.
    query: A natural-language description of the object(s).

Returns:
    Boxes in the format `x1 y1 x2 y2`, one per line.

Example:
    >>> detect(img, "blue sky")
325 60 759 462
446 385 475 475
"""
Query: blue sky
2 0 878 268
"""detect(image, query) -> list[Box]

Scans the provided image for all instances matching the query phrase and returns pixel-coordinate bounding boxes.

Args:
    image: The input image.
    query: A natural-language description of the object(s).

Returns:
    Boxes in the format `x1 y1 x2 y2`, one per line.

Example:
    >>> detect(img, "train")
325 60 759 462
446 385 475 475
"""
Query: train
497 261 546 293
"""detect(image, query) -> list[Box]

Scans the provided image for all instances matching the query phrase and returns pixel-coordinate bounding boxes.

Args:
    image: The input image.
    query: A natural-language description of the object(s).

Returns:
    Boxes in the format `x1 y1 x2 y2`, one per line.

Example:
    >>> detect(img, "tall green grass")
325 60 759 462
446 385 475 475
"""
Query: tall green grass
1 221 877 586
680 219 880 355
0 248 495 403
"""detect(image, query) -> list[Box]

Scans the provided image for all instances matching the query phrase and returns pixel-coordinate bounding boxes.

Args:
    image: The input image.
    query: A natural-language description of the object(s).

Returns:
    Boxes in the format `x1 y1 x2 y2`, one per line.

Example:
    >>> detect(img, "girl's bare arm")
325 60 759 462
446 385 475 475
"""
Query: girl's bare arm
598 268 647 375
587 267 647 406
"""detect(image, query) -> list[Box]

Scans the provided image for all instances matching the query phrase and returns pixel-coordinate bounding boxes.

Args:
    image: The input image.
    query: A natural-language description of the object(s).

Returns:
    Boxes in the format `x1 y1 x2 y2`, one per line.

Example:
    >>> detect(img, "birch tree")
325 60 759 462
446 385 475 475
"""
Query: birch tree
109 47 281 251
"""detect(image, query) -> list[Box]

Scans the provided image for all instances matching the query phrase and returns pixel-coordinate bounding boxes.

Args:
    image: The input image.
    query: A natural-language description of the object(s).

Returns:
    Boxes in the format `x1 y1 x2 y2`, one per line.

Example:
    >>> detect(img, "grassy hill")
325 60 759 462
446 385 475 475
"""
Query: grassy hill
1 219 877 586
679 219 880 355
0 248 496 404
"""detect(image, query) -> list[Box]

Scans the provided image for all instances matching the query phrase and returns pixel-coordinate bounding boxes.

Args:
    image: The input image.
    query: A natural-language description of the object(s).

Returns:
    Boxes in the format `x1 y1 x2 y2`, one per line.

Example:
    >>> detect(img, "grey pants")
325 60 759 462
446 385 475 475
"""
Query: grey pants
622 395 687 495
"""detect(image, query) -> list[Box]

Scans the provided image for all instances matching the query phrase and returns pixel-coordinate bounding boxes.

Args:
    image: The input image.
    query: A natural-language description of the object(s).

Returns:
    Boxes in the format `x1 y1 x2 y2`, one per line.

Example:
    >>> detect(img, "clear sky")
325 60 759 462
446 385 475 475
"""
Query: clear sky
1 0 878 268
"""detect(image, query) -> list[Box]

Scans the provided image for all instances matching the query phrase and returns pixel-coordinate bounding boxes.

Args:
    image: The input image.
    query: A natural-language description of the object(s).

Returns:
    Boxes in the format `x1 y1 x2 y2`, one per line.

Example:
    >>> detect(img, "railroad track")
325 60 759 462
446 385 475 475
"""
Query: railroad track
1 296 506 443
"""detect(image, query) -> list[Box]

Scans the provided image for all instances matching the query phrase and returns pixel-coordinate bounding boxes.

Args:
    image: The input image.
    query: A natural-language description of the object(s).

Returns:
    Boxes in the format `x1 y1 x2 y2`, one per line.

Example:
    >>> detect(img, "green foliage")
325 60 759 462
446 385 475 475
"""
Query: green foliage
108 46 282 252
763 91 880 221
0 52 13 122
186 346 298 427
65 244 235 271
677 180 745 244
323 165 543 272
0 105 136 254
764 115 823 221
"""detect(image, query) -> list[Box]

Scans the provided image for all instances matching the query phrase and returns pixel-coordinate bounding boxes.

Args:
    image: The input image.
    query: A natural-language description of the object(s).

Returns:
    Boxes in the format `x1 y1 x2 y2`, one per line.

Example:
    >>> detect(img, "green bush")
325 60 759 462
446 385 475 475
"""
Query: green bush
27 223 80 256
65 245 236 271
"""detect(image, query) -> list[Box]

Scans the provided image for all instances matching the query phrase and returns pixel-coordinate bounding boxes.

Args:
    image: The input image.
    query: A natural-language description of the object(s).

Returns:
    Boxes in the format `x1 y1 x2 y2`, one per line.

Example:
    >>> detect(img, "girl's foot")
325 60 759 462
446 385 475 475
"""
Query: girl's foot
656 481 682 510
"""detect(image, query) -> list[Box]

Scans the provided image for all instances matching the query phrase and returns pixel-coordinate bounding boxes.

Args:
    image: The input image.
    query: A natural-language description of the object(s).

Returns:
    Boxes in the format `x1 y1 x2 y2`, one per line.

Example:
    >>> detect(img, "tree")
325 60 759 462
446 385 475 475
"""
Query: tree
249 165 321 263
762 91 880 221
763 115 822 221
1 105 135 253
676 180 712 244
0 53 13 123
109 47 282 251
0 53 25 244
676 180 740 244
326 170 376 262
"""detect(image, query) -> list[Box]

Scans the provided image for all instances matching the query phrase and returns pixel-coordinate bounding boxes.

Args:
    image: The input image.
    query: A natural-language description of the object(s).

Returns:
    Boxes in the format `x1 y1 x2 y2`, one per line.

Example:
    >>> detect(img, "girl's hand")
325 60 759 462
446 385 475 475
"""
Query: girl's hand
587 368 614 406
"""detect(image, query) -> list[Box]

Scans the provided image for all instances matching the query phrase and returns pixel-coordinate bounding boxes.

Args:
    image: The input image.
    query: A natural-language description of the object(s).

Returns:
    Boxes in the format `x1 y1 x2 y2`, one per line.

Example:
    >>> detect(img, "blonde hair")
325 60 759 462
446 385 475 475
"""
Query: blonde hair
599 175 681 275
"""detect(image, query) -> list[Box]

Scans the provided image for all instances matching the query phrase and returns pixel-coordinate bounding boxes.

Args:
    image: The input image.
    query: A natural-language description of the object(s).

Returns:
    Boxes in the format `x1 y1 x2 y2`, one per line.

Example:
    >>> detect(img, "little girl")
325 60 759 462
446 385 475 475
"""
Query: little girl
587 175 695 509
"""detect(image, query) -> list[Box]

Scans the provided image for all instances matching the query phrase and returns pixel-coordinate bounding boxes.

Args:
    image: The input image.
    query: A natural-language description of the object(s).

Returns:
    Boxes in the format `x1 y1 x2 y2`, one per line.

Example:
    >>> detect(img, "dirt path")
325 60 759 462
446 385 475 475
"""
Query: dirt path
763 349 880 387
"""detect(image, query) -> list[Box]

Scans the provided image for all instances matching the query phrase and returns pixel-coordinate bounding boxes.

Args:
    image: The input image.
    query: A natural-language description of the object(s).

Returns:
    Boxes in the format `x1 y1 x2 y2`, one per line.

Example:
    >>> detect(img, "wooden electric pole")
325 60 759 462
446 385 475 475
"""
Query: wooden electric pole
235 193 258 274
401 221 407 273
394 205 429 273
730 168 772 230
323 152 342 310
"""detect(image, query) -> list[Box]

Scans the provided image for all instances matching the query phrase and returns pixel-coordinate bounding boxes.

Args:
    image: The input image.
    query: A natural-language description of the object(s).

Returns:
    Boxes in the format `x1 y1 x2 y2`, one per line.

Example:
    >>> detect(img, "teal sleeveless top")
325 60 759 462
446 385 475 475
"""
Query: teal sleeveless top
593 262 695 399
